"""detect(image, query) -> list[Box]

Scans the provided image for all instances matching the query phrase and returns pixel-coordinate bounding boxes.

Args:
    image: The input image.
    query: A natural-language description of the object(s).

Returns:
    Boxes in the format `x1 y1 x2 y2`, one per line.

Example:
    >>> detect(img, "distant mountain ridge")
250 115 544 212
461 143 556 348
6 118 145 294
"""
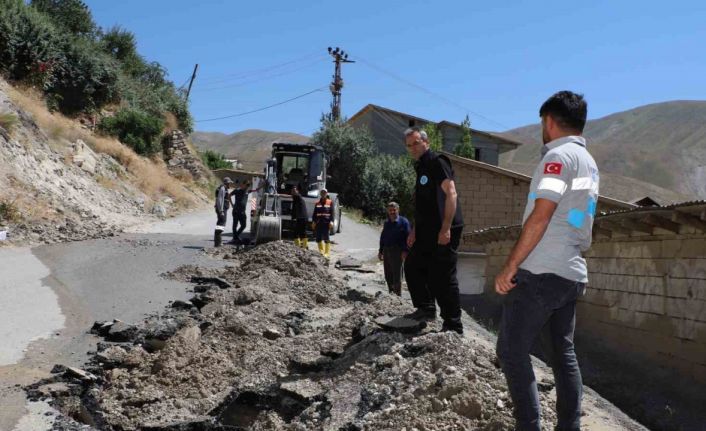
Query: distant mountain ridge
190 129 309 172
500 100 706 204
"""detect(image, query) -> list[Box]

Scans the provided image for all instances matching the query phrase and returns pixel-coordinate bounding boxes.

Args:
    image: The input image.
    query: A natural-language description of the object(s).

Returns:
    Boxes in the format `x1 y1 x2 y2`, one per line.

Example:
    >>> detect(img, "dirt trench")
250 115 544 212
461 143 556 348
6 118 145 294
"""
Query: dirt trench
30 241 564 430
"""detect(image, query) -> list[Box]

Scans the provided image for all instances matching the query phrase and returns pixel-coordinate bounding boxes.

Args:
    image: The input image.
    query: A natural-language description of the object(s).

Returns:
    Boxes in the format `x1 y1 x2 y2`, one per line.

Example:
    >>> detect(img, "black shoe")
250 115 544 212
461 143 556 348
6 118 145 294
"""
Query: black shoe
404 308 436 322
440 324 463 335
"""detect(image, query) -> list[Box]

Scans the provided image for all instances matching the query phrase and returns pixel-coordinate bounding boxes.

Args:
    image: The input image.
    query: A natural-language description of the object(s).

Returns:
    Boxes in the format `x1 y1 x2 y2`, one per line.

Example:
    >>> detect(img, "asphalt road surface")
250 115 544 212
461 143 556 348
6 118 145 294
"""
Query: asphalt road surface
0 209 381 430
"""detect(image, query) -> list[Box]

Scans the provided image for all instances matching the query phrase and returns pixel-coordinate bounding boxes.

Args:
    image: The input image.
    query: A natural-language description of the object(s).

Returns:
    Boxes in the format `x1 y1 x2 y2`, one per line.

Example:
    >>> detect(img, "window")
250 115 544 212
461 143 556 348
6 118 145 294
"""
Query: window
474 148 481 161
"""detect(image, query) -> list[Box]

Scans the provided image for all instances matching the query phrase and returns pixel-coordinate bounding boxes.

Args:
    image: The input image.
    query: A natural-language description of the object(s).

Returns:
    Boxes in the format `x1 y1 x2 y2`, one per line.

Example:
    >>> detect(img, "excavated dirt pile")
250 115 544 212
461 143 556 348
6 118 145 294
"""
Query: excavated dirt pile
32 241 563 430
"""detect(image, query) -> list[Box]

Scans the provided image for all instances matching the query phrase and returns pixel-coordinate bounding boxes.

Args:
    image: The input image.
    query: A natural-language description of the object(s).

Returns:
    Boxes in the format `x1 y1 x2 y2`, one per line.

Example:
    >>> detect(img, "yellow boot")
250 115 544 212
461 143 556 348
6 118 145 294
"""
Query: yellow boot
317 241 325 255
302 237 309 249
294 238 301 248
324 242 331 259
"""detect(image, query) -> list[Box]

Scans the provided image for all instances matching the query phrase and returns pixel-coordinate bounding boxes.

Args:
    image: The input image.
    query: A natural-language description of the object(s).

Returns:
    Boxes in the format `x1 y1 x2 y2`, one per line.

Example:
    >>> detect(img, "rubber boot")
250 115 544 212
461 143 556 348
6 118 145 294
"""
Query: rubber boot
302 238 309 249
214 230 222 247
324 242 331 259
317 241 325 256
294 238 301 248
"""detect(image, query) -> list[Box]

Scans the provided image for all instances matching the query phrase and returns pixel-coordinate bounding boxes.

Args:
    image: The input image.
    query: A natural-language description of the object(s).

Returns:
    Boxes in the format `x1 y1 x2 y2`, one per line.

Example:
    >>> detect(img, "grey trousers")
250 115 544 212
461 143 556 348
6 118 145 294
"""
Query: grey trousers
383 246 403 295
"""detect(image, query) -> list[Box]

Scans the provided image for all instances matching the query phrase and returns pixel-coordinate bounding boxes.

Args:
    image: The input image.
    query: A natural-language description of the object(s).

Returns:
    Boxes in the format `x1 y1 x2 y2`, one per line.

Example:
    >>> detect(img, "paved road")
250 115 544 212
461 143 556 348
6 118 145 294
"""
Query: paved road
0 209 381 430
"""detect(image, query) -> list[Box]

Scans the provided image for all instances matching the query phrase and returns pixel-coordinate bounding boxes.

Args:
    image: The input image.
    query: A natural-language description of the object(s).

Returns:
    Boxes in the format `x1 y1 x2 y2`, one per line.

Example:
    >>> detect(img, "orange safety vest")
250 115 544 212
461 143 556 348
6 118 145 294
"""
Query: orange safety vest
313 198 332 223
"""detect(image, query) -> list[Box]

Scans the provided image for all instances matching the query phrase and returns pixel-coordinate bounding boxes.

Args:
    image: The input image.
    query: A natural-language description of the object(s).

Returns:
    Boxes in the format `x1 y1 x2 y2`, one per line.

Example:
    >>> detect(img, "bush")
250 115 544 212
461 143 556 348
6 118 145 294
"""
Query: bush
0 0 62 84
200 150 232 170
46 36 120 113
30 0 96 37
0 198 20 223
99 108 164 156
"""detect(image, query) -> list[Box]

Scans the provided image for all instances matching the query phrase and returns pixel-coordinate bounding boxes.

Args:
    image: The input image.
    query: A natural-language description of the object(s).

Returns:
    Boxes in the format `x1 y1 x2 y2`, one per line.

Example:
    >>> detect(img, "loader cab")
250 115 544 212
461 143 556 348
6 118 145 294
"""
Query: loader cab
272 143 326 197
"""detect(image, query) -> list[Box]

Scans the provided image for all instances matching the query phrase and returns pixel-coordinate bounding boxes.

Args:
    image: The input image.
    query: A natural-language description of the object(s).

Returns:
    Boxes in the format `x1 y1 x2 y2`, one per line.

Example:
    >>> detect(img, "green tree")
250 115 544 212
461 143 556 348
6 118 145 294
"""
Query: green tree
200 150 232 170
360 154 415 220
422 122 443 152
30 0 96 37
453 114 475 159
311 117 376 206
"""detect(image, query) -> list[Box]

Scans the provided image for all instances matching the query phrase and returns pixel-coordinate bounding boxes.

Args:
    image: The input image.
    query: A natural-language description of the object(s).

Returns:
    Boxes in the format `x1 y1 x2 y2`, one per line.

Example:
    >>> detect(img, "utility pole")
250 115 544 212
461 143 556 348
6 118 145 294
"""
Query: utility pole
327 47 354 121
185 63 199 103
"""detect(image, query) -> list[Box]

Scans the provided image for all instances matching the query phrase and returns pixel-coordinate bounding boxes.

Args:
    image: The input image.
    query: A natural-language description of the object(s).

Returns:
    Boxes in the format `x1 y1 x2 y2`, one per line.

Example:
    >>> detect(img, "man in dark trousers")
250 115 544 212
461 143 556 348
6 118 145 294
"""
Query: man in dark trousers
214 177 234 247
229 180 249 244
291 185 309 249
378 201 411 295
495 91 597 431
312 188 333 258
403 127 464 334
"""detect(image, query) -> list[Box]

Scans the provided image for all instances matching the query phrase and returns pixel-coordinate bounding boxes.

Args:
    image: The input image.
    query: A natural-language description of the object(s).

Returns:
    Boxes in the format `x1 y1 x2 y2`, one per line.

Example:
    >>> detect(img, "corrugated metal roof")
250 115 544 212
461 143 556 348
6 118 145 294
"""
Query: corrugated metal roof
464 200 706 245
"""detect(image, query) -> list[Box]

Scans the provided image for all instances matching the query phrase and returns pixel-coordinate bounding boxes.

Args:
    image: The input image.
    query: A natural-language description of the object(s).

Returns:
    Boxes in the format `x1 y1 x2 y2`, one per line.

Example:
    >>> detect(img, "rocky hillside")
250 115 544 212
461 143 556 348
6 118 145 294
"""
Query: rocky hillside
191 129 309 171
0 79 209 246
500 100 706 203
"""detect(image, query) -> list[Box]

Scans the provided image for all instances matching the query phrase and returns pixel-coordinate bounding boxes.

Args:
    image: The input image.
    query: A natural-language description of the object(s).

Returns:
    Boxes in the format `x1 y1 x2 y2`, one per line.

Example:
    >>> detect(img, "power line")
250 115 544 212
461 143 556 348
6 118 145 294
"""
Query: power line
354 55 536 141
197 51 324 85
195 87 326 123
194 57 327 92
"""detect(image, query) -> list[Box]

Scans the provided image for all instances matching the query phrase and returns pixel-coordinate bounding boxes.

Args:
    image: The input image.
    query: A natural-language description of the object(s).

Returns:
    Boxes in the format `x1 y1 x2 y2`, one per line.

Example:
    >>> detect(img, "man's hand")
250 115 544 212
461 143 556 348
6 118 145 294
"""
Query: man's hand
437 227 451 245
407 229 416 248
401 251 408 261
495 264 518 295
378 252 383 261
311 222 316 231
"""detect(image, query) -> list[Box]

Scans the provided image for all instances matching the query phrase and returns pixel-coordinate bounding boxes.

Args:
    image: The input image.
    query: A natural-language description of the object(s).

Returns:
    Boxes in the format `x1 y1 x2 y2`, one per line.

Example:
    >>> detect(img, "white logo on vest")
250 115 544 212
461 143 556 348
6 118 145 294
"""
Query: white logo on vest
420 175 428 185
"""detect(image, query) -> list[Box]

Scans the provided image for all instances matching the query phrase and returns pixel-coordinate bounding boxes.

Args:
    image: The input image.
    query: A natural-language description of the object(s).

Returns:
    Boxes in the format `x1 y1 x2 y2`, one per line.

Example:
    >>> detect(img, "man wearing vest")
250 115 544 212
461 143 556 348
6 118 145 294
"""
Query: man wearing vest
312 189 333 258
403 127 464 334
495 91 598 431
214 177 234 247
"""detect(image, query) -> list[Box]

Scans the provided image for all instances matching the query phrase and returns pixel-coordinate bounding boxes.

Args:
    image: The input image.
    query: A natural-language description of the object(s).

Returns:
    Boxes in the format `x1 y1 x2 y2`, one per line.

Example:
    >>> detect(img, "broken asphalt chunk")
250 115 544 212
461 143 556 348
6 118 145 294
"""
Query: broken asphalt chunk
190 276 232 289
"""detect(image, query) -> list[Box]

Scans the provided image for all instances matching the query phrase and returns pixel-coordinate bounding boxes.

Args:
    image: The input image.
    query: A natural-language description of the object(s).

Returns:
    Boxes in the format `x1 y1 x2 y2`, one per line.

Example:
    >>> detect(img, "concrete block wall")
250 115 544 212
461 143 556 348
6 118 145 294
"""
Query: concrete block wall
479 230 706 384
454 163 528 233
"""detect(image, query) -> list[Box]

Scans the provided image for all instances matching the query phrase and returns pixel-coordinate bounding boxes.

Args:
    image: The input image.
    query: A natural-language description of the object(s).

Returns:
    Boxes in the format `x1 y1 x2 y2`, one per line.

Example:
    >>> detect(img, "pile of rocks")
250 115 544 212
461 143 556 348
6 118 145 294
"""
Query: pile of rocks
162 130 210 182
32 241 556 430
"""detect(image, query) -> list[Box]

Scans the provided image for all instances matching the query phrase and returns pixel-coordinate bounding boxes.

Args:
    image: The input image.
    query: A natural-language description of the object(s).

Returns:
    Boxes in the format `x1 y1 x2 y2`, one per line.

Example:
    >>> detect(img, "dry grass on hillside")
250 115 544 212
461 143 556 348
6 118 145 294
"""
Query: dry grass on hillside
5 86 198 207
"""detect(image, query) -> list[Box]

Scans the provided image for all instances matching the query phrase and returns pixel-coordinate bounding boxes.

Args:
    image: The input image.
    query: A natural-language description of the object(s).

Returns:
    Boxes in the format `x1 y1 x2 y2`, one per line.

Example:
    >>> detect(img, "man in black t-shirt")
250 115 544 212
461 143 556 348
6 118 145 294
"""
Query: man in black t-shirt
229 180 249 243
403 127 464 334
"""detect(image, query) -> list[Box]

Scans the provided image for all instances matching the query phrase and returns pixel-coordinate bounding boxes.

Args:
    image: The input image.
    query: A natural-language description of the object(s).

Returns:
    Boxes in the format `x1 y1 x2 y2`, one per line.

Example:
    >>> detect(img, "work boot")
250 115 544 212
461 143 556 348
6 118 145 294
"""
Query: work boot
294 238 301 248
317 241 325 255
324 242 331 259
302 237 309 249
404 308 436 322
214 230 222 247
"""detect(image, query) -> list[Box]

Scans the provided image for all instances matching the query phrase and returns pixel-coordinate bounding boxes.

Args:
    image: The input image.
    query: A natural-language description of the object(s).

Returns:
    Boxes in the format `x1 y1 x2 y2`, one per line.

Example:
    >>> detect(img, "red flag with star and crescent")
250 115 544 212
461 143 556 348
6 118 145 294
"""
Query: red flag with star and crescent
543 162 563 175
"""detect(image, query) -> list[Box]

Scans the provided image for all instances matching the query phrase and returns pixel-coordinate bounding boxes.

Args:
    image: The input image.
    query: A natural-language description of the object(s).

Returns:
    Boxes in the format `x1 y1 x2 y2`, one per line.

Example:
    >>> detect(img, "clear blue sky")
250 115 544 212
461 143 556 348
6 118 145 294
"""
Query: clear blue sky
84 0 706 136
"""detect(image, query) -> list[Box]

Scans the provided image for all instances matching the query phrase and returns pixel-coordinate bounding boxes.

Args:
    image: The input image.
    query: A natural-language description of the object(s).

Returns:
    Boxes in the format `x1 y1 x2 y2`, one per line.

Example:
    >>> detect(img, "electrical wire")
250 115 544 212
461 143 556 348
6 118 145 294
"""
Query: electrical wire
194 57 327 92
195 87 327 123
354 55 536 142
197 51 324 85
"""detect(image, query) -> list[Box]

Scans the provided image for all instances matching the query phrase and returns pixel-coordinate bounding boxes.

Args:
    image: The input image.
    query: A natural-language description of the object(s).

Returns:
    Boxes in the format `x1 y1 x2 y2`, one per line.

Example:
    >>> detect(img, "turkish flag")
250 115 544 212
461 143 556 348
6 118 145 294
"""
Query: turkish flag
543 162 563 175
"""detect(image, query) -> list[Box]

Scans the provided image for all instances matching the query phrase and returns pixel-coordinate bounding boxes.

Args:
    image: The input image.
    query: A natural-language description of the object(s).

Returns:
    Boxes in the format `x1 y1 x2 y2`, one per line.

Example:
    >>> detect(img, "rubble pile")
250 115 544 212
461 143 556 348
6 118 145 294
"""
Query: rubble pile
33 242 561 430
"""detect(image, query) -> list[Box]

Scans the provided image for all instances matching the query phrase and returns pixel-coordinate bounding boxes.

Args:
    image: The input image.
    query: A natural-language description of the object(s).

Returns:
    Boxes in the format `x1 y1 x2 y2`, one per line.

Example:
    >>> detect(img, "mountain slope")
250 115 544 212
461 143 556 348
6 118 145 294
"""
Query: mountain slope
500 100 706 203
191 129 309 171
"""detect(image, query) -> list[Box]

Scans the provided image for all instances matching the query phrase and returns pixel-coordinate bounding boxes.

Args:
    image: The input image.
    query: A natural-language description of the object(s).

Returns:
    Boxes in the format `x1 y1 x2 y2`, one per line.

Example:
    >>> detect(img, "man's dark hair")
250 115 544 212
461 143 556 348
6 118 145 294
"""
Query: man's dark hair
539 91 587 133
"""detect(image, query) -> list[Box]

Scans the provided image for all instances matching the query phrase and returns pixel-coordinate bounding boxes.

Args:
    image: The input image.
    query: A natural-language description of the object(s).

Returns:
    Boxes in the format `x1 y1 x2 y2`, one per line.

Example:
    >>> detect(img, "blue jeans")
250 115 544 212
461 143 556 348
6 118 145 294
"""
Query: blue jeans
496 269 585 431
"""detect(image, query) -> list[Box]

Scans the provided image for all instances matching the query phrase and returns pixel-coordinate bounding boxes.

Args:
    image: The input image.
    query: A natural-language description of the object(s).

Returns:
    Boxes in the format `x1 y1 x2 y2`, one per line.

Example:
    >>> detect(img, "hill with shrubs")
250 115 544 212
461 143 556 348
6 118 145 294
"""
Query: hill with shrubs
0 0 209 245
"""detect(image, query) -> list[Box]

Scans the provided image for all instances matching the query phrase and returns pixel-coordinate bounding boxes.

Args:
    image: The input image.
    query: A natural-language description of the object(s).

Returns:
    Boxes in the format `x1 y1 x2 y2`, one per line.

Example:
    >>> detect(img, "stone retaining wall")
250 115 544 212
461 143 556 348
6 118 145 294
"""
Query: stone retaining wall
162 130 209 181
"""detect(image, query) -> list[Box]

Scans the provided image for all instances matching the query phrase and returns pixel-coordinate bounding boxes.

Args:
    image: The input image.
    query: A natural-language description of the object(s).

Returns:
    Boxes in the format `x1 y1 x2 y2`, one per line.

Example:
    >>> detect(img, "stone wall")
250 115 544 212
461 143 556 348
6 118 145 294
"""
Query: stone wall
477 230 706 385
162 130 209 181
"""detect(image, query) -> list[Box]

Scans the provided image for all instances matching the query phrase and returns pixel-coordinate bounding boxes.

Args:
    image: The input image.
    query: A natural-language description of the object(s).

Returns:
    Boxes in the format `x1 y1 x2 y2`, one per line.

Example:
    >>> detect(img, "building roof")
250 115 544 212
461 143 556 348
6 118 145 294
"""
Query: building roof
442 151 635 210
348 104 524 148
464 200 706 245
